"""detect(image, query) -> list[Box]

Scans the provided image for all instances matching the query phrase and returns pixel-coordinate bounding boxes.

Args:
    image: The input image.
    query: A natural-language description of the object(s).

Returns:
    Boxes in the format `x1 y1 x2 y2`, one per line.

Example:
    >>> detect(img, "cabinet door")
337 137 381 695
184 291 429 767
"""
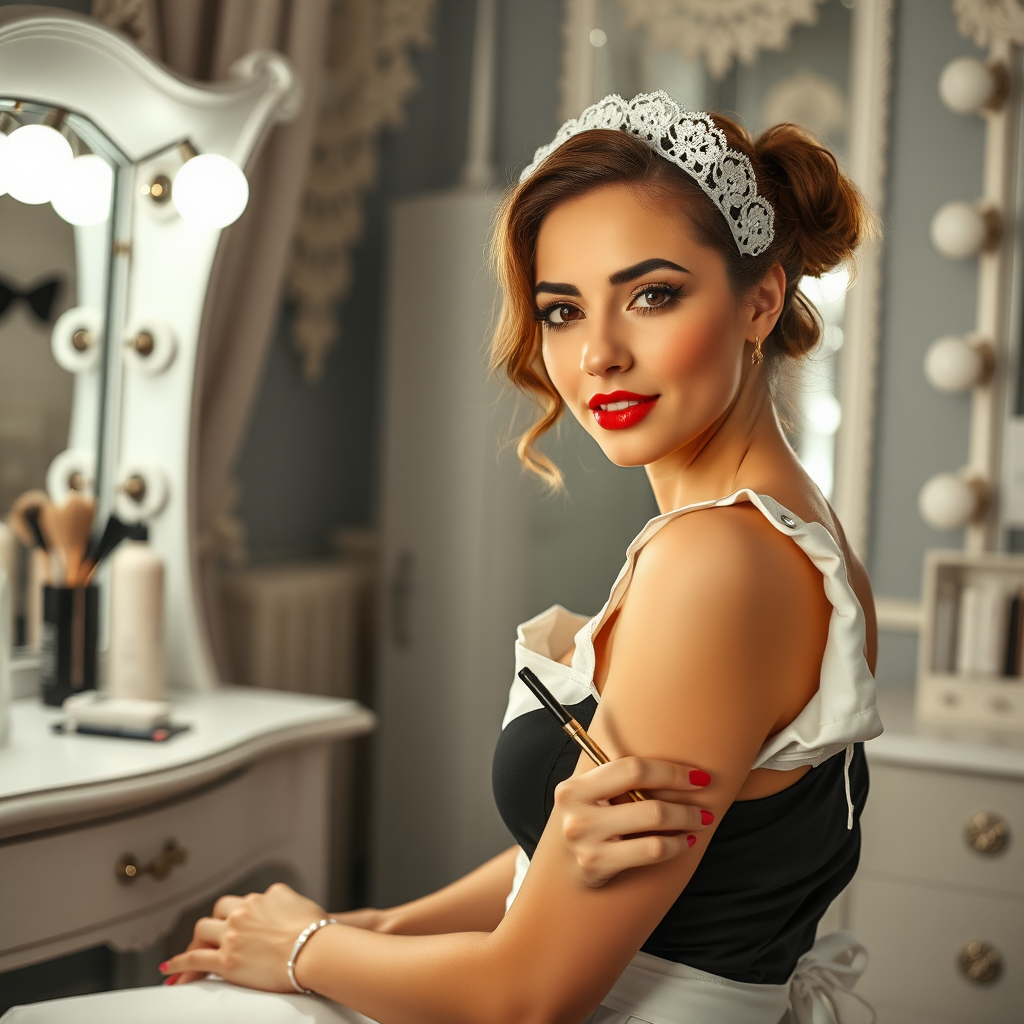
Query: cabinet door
849 875 1024 1024
374 193 530 907
861 763 1024 896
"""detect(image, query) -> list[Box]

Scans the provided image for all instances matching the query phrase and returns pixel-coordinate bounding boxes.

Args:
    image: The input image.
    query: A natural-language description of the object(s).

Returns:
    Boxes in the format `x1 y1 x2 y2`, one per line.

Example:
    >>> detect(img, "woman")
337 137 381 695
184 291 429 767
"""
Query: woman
5 92 881 1024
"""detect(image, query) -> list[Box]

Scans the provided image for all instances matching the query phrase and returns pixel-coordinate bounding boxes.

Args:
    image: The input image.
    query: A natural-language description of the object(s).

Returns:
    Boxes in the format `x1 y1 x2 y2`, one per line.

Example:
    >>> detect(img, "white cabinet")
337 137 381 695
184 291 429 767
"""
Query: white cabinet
0 689 374 973
849 688 1024 1024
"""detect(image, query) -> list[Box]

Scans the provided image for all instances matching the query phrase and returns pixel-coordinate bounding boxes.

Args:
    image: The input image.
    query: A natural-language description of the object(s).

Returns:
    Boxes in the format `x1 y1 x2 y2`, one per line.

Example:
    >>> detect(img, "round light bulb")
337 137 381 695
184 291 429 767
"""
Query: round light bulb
4 124 73 205
930 201 988 259
939 57 995 115
0 132 9 197
918 473 979 530
923 336 985 392
172 153 249 229
51 154 113 226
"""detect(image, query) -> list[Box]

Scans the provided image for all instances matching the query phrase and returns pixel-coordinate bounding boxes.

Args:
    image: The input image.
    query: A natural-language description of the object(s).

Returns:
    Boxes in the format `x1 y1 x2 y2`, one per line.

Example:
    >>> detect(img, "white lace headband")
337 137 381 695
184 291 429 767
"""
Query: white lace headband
519 91 775 258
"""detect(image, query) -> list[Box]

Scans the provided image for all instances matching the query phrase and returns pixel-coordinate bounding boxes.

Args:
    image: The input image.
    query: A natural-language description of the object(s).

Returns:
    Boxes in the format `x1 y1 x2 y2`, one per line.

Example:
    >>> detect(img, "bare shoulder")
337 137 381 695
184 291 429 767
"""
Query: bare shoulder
604 500 832 742
631 501 823 609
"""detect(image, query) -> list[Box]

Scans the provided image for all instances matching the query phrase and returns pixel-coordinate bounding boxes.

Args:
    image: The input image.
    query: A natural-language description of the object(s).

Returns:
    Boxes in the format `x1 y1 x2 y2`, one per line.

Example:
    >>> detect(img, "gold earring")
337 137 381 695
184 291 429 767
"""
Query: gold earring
751 335 763 366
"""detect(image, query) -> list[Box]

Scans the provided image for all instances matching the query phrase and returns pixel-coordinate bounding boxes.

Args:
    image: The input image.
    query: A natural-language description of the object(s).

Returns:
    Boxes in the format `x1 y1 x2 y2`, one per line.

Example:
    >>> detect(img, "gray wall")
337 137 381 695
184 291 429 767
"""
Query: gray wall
870 0 986 686
238 0 990 672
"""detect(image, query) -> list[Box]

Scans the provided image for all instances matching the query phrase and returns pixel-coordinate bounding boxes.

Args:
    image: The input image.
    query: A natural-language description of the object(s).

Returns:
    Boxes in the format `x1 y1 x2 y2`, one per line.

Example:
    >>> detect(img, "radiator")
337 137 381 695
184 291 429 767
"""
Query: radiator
219 557 376 909
220 560 371 698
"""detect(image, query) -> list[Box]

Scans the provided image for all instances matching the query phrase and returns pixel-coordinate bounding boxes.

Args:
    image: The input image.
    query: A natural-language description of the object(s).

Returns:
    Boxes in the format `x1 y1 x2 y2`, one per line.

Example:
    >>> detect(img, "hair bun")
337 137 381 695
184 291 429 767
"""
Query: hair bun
752 123 870 357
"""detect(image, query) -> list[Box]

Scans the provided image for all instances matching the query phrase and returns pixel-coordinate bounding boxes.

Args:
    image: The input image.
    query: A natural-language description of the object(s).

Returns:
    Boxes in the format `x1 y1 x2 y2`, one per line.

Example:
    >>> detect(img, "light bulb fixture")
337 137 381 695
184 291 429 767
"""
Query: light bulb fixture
939 57 1008 115
51 153 113 226
923 335 993 392
141 174 172 204
930 201 999 259
5 119 73 205
918 472 988 530
171 147 249 229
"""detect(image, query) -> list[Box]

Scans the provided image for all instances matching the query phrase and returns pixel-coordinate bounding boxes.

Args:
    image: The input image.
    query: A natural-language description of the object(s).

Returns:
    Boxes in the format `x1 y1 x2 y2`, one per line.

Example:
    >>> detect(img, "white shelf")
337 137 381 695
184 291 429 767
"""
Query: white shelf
0 687 375 839
869 686 1024 779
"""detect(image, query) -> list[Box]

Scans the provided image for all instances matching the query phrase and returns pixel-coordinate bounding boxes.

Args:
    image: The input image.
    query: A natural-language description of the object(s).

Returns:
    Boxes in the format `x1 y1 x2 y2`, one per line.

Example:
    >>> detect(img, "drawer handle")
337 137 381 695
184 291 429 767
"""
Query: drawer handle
957 940 1002 984
116 840 188 884
963 811 1010 855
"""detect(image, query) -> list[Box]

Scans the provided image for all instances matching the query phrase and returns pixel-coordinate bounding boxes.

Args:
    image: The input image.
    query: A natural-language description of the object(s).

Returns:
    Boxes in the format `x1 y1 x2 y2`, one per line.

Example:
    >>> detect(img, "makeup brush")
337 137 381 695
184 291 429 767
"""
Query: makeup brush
9 490 51 550
81 514 134 584
517 667 647 802
9 491 55 585
55 493 96 586
37 500 67 584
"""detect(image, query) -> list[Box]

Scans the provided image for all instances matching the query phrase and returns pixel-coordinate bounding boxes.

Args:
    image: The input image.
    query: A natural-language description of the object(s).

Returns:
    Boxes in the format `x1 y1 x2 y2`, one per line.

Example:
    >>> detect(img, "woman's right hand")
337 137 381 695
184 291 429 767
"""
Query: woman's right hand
554 757 714 888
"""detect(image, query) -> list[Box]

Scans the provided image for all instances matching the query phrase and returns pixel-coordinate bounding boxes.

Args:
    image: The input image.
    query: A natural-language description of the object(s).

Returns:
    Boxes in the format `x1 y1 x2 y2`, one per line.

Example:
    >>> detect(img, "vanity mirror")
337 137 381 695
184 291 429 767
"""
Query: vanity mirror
0 7 297 693
0 99 122 662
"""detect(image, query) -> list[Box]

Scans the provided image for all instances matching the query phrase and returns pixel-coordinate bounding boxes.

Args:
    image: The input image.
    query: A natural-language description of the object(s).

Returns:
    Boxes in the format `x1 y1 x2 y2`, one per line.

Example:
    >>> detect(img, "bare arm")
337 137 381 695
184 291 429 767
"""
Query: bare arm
336 845 518 935
165 507 827 1024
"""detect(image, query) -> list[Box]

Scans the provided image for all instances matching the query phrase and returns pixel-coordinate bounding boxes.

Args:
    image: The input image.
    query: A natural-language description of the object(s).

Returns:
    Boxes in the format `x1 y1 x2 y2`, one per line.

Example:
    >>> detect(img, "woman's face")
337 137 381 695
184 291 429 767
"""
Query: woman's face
534 183 765 469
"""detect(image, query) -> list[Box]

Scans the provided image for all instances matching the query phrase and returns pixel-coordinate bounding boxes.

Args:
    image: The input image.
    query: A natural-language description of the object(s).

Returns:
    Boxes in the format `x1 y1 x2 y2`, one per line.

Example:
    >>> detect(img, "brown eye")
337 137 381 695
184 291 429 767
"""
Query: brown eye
633 288 671 309
547 304 583 325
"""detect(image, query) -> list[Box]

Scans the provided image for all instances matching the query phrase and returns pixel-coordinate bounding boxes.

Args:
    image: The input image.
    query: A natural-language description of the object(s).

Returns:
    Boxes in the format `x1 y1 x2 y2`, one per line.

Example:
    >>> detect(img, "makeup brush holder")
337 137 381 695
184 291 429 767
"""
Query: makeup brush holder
41 585 99 706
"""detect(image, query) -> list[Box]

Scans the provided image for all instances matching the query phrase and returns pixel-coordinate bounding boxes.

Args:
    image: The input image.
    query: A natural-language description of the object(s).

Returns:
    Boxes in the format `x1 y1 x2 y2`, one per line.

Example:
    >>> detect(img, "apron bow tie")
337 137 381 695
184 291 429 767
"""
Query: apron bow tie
788 930 875 1024
0 276 62 322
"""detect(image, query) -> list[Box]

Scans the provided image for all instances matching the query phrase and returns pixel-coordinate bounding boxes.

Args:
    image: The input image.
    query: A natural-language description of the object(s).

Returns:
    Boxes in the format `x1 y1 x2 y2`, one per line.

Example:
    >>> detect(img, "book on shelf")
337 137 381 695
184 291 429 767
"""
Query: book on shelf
933 580 1024 679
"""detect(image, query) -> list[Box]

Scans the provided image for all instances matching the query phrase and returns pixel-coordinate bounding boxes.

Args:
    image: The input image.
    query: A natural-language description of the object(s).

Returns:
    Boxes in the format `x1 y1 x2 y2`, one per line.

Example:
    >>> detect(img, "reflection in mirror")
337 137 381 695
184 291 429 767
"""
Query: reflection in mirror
0 100 120 656
587 0 853 499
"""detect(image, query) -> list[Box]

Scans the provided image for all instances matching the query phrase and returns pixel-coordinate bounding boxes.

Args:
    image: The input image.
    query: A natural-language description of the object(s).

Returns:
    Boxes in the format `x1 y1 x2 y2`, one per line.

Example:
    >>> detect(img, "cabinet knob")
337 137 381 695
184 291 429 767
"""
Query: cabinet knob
957 940 1002 984
116 839 188 883
963 811 1010 855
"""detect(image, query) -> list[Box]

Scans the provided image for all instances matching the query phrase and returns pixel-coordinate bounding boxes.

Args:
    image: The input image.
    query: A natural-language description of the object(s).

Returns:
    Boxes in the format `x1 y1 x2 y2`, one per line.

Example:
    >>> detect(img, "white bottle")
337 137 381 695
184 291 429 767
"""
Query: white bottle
108 541 165 700
0 567 10 745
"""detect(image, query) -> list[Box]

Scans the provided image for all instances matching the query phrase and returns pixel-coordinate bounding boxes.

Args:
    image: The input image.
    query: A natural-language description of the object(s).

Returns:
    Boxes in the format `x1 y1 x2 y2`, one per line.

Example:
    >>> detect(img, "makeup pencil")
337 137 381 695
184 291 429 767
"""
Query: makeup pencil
517 667 647 802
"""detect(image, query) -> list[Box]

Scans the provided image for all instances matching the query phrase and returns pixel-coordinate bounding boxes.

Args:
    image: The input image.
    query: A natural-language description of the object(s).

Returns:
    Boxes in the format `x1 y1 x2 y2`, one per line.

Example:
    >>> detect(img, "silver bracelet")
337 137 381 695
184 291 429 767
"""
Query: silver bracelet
287 917 338 995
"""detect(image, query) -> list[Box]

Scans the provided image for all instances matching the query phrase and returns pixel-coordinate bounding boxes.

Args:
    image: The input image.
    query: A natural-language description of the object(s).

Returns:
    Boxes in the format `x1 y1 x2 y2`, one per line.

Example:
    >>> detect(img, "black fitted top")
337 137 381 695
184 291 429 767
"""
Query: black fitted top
492 694 869 985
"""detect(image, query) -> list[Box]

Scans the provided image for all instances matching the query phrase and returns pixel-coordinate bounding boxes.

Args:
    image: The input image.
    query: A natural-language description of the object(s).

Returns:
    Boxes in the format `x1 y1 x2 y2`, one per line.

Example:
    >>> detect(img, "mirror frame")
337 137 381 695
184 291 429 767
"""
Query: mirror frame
0 7 298 691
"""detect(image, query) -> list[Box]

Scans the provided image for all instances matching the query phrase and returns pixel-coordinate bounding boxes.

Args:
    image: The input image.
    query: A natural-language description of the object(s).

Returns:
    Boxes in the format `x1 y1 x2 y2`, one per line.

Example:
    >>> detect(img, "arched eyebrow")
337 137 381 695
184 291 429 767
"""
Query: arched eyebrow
533 258 690 298
533 281 581 298
608 258 690 285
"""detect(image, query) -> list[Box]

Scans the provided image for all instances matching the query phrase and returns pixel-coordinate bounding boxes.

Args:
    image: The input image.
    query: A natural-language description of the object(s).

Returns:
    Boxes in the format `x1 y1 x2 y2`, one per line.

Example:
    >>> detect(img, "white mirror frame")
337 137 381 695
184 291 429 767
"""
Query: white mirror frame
0 9 298 691
559 0 900 624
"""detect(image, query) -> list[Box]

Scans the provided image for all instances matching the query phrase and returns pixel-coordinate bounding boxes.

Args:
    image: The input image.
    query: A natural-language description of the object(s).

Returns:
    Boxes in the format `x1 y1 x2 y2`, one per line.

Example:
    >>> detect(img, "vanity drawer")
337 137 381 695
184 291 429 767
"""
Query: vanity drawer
848 876 1024 1023
0 757 295 954
860 762 1024 896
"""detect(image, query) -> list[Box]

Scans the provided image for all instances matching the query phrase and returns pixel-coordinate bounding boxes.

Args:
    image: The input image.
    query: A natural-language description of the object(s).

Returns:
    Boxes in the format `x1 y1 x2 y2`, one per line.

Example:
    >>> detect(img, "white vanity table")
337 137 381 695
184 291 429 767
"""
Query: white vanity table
0 690 374 974
850 687 1024 1024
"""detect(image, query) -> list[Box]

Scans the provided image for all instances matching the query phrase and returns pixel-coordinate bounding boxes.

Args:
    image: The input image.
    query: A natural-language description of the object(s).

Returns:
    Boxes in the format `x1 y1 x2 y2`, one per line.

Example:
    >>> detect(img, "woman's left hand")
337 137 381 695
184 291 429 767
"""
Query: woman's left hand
161 883 327 991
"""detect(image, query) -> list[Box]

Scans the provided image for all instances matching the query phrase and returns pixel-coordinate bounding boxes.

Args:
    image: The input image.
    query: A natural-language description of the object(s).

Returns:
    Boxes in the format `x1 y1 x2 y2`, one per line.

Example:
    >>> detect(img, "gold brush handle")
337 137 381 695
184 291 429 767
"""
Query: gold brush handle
563 720 647 802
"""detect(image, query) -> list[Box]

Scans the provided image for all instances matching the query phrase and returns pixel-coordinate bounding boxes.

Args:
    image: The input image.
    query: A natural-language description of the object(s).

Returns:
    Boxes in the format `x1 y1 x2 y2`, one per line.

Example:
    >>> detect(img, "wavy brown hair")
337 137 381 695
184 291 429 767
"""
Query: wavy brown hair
489 116 871 486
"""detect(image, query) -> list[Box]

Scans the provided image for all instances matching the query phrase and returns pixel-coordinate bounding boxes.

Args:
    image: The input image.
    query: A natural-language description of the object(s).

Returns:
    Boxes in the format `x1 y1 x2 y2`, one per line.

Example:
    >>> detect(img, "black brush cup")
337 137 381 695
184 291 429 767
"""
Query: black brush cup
41 585 98 706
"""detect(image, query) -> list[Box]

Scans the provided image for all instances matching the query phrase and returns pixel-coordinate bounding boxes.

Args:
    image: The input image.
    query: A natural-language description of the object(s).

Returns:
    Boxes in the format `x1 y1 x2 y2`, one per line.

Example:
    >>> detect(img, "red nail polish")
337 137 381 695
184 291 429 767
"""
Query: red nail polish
163 977 176 986
701 809 714 825
687 834 697 847
159 962 169 973
690 770 711 787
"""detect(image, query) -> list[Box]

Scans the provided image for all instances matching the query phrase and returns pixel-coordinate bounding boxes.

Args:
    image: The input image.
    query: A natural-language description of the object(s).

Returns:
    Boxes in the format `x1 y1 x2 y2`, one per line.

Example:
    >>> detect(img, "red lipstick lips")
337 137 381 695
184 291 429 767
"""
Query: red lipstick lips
587 390 659 430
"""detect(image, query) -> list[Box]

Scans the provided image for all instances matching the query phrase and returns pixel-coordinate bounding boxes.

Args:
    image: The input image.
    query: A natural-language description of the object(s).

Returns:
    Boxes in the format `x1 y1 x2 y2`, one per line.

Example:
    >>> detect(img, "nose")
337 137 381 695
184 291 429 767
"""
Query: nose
580 319 632 377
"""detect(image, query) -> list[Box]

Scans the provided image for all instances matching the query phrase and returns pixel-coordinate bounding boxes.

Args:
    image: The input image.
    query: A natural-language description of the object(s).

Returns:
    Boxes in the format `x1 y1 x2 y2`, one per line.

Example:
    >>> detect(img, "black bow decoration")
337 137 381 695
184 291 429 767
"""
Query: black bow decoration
0 276 62 323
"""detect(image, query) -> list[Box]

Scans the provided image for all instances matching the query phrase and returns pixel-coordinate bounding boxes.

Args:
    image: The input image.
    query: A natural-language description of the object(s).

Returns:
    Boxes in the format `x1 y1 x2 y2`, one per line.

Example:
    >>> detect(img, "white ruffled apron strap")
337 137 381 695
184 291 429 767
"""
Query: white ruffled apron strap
787 931 875 1024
